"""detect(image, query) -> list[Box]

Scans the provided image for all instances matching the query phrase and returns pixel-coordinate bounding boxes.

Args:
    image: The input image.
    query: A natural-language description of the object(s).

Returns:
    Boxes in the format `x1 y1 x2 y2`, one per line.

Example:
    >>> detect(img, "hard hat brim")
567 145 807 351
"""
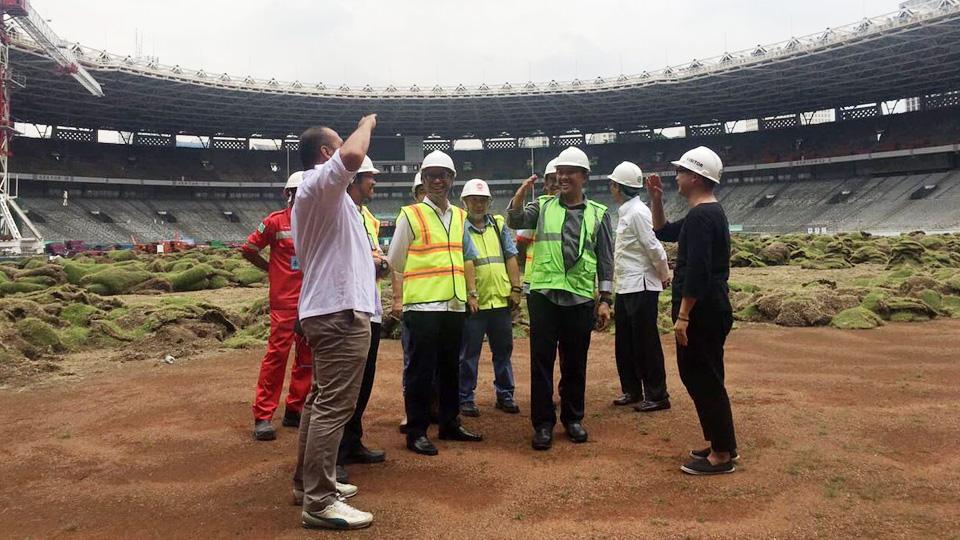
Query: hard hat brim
671 161 720 183
552 161 591 173
607 175 643 189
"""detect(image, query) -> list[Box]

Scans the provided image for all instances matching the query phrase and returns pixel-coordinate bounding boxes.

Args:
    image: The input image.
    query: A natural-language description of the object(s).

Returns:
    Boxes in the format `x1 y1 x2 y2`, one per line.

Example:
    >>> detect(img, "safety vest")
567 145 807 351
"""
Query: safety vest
398 202 467 305
529 195 607 299
522 231 536 286
468 215 511 310
359 205 380 254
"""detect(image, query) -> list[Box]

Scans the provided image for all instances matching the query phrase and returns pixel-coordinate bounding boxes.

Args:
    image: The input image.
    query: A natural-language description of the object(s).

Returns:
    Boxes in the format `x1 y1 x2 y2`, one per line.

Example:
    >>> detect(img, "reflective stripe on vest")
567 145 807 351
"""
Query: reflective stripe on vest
523 233 535 286
360 205 380 253
529 195 607 299
399 202 467 305
469 214 511 310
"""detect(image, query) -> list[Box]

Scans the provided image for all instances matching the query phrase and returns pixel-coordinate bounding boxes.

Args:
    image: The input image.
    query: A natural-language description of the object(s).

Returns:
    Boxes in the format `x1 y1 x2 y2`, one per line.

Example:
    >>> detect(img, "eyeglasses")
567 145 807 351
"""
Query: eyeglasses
422 170 452 181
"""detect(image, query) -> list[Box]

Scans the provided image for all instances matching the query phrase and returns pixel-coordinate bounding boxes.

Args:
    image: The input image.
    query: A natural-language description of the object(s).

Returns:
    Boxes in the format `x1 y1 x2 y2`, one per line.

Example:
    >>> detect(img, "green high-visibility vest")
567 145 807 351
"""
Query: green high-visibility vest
468 215 511 310
398 202 467 305
529 195 607 299
522 231 536 287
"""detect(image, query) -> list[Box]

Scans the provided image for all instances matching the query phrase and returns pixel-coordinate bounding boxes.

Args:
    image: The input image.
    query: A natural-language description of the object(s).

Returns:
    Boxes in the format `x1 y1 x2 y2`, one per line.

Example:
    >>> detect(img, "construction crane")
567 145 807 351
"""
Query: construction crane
0 0 103 256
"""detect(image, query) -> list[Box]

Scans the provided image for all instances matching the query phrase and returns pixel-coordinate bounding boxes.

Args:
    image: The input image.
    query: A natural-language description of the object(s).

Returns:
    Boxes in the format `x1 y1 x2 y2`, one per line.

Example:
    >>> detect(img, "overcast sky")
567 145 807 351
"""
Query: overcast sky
39 0 899 87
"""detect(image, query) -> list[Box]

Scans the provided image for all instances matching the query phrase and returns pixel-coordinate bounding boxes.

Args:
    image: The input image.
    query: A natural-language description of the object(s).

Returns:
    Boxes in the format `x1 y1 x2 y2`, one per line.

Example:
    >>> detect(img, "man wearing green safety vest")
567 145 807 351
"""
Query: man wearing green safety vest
387 150 484 456
458 179 523 418
516 157 560 294
508 146 615 451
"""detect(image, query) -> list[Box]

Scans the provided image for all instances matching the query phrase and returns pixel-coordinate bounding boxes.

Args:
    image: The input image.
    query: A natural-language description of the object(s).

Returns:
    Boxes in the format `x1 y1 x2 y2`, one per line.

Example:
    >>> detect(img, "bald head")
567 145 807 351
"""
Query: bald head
299 126 343 169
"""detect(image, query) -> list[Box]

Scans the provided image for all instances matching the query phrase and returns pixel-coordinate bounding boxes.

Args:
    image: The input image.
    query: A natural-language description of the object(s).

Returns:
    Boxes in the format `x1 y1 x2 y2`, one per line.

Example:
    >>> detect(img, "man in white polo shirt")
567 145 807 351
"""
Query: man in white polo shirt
290 115 378 531
608 161 672 413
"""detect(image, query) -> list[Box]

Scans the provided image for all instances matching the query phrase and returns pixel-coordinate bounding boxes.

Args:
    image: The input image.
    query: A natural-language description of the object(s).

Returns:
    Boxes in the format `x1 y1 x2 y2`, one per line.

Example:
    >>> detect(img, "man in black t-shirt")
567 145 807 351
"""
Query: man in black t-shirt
647 146 739 476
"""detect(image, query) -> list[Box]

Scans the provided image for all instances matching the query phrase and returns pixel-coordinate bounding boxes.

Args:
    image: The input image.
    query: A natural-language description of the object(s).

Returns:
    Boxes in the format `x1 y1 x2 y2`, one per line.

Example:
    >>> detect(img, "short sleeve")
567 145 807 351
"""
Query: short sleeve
244 217 273 252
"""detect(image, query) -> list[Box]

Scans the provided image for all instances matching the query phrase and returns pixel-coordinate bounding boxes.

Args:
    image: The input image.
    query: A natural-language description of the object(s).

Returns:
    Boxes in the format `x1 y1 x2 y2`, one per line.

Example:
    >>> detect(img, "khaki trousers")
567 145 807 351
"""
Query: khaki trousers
293 310 371 511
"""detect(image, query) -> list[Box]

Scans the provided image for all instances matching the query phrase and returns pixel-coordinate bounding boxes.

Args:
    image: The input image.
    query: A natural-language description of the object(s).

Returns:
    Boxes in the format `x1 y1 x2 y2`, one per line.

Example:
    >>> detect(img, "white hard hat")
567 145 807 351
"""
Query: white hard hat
553 146 591 172
357 155 380 175
460 179 491 200
544 157 559 176
607 161 644 189
671 146 723 184
285 171 304 190
420 150 456 176
413 172 423 188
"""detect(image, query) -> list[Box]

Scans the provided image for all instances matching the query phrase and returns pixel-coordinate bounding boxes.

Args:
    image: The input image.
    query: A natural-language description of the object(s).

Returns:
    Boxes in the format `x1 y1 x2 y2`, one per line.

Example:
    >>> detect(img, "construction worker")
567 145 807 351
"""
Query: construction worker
647 146 739 476
608 162 672 412
515 158 559 294
387 150 484 456
395 170 428 434
242 171 312 442
458 179 522 417
412 171 426 203
338 155 388 468
507 146 614 451
290 117 378 530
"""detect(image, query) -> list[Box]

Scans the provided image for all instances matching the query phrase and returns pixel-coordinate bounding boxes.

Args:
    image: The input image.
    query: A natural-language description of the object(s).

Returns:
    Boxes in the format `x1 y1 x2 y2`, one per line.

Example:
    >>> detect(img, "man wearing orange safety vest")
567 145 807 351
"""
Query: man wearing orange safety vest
387 150 484 456
242 171 313 442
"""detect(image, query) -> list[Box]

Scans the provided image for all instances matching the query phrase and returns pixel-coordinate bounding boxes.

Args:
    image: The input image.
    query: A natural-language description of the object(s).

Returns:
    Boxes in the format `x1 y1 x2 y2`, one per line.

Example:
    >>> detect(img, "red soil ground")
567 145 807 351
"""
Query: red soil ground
1 320 959 539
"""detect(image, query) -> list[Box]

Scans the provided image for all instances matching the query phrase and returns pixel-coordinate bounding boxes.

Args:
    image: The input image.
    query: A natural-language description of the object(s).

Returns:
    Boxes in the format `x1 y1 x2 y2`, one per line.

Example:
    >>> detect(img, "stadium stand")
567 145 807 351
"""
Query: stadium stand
6 2 960 247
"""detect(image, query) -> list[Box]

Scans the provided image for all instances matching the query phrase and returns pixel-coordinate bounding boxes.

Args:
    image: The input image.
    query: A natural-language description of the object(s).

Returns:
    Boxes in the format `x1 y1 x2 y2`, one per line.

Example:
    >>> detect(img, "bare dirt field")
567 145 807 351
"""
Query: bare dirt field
1 320 959 539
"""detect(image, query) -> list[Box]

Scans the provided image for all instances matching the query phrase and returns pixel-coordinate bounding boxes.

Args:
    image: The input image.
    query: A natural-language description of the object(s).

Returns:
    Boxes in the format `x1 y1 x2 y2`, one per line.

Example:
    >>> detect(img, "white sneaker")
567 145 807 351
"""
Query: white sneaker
302 499 373 530
293 483 358 506
336 482 359 499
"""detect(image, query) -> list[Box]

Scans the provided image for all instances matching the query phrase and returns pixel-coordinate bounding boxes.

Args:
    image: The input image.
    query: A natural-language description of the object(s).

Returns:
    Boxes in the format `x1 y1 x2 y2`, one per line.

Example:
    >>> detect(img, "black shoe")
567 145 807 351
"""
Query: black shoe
495 396 520 414
407 435 439 456
336 464 349 484
398 417 408 434
438 425 483 442
633 399 671 413
680 458 736 475
532 427 553 451
565 422 588 443
690 447 740 462
281 408 302 428
460 402 480 417
613 393 640 406
253 420 276 441
342 443 386 464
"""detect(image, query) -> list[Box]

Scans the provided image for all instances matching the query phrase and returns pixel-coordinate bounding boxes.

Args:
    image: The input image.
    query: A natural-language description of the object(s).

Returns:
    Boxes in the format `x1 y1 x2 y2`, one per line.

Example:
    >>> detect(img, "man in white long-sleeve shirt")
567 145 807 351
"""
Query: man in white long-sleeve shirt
608 162 673 413
290 116 378 530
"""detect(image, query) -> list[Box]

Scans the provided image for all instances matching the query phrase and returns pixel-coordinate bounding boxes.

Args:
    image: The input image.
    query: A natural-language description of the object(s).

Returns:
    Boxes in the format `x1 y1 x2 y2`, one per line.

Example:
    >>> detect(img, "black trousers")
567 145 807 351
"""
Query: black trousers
614 291 668 401
402 311 466 440
528 292 595 430
338 321 381 460
673 306 737 453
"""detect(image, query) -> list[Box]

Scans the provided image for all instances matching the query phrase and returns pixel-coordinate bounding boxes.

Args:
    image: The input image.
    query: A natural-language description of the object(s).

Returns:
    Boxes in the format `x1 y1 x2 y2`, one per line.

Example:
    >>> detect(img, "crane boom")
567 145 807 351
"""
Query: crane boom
2 0 103 96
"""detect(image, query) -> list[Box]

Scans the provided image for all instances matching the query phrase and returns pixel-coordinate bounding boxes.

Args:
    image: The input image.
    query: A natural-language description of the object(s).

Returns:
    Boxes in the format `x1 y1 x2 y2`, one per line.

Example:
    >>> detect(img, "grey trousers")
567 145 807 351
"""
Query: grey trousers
293 310 371 512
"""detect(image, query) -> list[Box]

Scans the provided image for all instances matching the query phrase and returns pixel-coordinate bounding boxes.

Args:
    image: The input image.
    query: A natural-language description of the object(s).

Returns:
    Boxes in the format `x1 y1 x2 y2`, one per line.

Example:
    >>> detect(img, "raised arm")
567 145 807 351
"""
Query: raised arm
339 114 378 172
646 173 667 231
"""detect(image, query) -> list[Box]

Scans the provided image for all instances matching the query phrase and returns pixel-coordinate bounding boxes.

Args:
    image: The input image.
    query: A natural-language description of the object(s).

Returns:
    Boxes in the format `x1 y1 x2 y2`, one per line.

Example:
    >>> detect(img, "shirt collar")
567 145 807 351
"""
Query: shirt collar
557 196 587 210
466 214 494 232
621 196 642 211
422 196 452 215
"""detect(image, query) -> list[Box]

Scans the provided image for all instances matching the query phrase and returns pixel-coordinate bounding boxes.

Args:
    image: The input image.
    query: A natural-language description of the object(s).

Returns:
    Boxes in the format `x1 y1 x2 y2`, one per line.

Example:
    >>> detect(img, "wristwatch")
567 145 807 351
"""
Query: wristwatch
468 291 479 299
599 296 613 308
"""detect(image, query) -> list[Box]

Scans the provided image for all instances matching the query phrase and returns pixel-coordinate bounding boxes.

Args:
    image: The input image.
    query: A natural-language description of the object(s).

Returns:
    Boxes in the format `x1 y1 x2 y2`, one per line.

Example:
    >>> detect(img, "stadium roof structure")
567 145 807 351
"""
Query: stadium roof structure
8 1 960 140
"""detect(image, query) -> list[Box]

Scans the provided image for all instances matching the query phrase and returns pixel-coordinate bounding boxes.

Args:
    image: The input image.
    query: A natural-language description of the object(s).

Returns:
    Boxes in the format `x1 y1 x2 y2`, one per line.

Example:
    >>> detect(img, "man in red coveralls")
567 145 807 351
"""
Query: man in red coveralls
242 171 313 441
